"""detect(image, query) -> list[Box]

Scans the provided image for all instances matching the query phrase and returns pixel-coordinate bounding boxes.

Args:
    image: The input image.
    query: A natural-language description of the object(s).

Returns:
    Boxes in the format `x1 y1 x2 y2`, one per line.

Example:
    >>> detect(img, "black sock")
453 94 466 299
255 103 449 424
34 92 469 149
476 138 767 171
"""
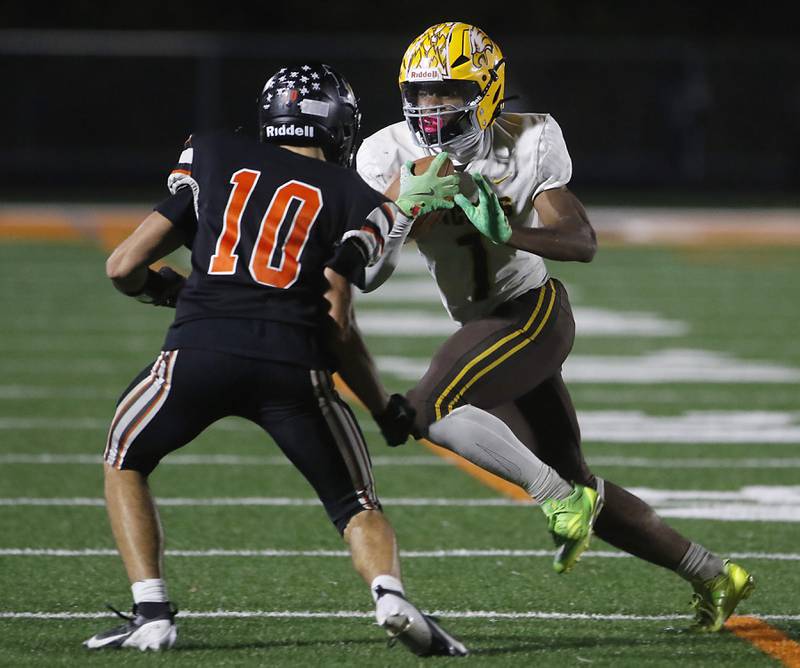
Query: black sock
137 601 172 619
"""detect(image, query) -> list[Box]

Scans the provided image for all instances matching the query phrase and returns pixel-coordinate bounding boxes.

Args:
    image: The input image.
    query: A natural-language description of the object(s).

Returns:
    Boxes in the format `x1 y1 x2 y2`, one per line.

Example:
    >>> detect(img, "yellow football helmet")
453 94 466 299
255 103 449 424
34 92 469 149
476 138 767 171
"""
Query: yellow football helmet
399 22 505 156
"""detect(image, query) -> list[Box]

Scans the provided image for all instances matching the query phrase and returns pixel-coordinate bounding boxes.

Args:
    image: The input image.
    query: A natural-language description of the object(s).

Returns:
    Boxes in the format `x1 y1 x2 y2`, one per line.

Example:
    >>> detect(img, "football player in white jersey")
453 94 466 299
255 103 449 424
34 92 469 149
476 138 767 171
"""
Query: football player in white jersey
356 21 754 631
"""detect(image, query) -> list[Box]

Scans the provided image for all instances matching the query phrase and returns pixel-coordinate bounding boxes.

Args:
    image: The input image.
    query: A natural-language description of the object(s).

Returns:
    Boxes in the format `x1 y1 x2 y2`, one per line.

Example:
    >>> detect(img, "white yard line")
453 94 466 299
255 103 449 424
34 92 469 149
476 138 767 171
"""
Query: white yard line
1 547 797 561
2 486 800 521
0 360 120 373
0 453 443 466
5 409 800 443
353 307 690 337
4 452 800 469
587 457 800 469
0 339 156 353
0 489 796 507
578 411 800 443
3 385 783 405
4 349 799 385
2 303 688 338
377 351 800 384
0 386 119 399
0 609 798 622
564 350 800 383
0 416 370 433
0 497 520 507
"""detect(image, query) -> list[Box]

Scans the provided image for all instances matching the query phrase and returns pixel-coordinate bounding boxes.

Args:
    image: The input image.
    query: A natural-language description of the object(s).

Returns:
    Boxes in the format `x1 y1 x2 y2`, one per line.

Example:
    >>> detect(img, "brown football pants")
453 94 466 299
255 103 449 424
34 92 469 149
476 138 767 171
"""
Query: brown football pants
406 278 690 570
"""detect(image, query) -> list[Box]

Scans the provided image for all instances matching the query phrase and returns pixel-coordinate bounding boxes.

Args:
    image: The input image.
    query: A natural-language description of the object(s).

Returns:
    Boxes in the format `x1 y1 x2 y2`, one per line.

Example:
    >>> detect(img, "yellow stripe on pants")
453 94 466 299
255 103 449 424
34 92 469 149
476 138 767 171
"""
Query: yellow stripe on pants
433 280 555 420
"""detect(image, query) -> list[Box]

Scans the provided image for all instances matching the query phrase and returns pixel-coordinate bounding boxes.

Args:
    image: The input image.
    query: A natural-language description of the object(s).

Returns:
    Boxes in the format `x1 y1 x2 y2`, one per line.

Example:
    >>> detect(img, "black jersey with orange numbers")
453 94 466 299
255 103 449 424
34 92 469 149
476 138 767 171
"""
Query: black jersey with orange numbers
153 130 395 365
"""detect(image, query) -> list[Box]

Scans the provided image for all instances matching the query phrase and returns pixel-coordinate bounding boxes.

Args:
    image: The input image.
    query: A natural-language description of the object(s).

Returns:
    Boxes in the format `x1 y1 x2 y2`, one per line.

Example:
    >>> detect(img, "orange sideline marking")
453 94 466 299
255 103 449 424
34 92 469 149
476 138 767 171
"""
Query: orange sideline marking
332 375 530 502
2 205 800 247
418 439 531 501
0 222 81 241
0 211 81 241
0 209 140 244
726 616 800 667
95 223 138 250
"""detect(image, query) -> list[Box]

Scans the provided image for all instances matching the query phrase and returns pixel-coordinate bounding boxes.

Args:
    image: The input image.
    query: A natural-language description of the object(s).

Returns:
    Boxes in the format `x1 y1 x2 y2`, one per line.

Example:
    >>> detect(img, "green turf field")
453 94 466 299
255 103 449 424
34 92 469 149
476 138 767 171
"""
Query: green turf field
1 237 798 666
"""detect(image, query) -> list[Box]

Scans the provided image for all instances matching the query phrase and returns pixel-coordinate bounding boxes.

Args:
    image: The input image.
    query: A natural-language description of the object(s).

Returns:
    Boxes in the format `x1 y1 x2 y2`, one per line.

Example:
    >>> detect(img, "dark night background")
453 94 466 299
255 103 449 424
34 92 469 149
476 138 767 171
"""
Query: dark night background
2 2 798 205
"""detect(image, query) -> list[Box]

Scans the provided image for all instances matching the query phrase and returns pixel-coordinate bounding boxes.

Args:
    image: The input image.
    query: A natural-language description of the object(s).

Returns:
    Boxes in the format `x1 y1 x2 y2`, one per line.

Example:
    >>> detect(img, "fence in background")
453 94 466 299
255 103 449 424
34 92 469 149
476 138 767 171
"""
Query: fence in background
2 30 799 199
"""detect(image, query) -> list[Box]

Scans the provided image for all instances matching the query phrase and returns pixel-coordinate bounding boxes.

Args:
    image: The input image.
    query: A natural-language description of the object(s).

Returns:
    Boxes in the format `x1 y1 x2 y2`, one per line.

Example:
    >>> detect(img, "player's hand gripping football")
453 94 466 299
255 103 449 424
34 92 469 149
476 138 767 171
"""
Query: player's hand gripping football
394 152 460 218
373 394 416 447
455 173 512 244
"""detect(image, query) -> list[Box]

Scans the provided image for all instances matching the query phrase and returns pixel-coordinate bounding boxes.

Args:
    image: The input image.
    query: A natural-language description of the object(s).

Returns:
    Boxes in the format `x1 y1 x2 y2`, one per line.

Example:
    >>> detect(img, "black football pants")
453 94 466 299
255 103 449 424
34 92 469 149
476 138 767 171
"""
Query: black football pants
104 348 379 533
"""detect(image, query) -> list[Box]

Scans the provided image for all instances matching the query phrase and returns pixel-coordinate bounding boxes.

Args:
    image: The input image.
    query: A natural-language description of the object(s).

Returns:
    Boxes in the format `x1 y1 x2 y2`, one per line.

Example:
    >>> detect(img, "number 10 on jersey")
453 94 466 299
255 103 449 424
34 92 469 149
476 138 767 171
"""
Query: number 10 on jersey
209 169 322 288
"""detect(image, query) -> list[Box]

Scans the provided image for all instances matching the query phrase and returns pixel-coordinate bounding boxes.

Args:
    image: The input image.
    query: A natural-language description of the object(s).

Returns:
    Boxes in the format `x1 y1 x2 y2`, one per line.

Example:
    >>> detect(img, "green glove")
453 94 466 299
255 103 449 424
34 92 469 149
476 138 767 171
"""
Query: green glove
454 173 511 244
395 152 460 218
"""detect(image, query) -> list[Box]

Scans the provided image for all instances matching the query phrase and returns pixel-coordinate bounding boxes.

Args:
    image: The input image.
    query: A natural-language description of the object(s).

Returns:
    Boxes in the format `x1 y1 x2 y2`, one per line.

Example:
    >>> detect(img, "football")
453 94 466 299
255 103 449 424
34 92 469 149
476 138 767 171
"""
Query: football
384 154 457 239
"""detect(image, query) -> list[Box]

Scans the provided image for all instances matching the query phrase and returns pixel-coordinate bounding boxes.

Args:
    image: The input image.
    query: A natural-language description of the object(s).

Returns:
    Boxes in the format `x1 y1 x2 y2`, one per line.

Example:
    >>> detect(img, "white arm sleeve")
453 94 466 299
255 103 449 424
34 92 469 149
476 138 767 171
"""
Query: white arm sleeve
362 205 413 292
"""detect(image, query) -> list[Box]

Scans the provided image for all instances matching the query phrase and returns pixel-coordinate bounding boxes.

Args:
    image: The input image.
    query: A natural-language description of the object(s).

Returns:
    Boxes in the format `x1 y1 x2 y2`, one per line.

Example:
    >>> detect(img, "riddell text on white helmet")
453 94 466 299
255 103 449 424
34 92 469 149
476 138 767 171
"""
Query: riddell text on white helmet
264 125 315 138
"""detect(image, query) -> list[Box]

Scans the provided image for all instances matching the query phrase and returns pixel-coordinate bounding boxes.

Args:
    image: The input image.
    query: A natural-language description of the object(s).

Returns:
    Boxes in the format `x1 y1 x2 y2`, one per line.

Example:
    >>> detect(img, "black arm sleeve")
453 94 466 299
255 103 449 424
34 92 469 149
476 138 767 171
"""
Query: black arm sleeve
325 238 369 289
154 187 197 247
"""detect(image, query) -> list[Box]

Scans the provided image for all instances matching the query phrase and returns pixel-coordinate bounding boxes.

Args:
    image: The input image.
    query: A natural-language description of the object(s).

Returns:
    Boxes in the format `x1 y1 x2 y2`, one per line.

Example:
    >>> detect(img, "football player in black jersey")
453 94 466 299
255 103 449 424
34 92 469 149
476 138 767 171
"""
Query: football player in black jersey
83 63 467 657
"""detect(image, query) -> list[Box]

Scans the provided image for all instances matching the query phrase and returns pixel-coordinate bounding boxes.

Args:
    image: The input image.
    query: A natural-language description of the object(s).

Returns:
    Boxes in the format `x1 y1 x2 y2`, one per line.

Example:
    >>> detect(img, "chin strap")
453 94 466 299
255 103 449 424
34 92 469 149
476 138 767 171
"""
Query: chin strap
448 127 492 165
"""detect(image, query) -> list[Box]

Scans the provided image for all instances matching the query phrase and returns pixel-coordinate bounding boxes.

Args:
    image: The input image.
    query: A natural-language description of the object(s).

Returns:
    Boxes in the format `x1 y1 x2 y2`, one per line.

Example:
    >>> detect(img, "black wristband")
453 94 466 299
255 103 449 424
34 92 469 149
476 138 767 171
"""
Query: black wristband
135 269 171 302
125 267 185 308
325 238 368 288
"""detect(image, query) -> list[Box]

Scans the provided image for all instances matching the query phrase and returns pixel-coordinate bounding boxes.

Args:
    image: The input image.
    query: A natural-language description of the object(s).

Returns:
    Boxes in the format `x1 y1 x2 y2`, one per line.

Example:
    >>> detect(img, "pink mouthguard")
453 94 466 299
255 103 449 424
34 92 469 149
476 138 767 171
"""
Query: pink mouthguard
421 116 444 133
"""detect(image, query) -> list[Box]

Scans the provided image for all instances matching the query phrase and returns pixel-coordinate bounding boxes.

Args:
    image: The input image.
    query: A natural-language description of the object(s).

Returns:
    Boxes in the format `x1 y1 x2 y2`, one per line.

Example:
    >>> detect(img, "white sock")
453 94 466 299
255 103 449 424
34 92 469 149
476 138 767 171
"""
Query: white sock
427 405 573 502
371 575 412 626
370 574 404 603
131 578 168 604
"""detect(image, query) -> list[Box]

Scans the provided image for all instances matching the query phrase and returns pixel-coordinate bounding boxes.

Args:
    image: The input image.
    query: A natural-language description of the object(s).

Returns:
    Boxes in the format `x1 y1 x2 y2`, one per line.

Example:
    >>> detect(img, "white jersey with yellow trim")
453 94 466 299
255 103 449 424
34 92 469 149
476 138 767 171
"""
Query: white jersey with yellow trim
356 112 572 323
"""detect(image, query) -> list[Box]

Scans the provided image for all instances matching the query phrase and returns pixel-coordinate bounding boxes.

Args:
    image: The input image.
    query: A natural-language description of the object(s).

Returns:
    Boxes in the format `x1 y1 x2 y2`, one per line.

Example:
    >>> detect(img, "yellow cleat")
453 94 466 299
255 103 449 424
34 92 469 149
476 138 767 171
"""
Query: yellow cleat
541 483 604 574
689 560 755 632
